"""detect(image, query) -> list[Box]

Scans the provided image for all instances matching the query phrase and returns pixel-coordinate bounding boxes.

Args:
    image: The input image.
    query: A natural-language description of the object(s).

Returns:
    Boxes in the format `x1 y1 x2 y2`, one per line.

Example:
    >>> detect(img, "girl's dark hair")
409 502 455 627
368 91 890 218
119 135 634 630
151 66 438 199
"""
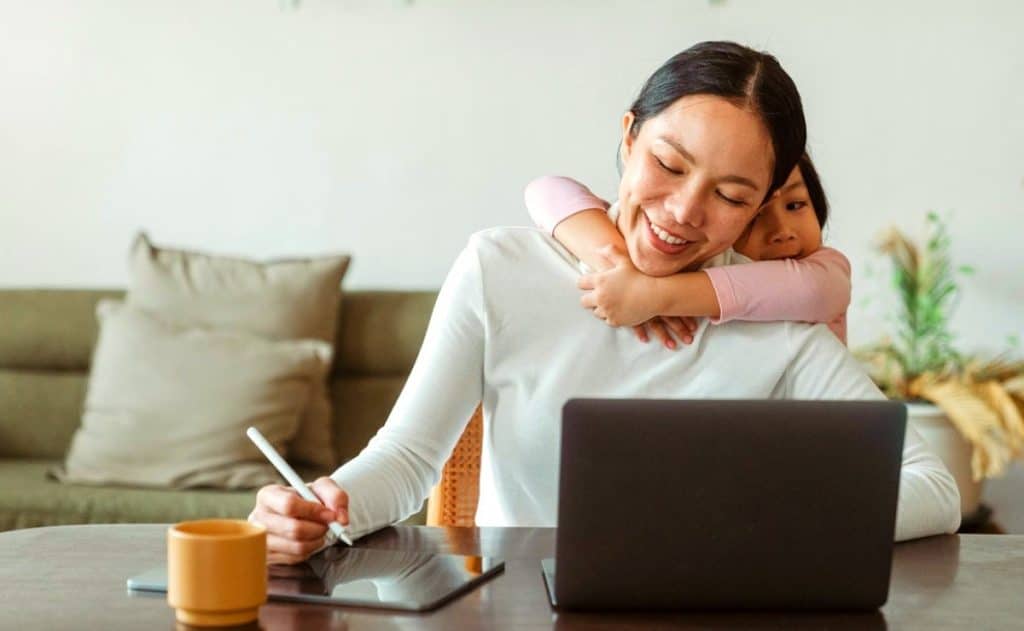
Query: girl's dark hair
796 153 829 229
626 41 806 202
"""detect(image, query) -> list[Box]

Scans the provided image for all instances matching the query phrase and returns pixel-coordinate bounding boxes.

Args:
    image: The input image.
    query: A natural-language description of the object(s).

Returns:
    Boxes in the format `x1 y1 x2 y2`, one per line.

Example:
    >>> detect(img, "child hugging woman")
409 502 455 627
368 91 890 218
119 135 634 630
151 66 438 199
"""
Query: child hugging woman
524 153 850 348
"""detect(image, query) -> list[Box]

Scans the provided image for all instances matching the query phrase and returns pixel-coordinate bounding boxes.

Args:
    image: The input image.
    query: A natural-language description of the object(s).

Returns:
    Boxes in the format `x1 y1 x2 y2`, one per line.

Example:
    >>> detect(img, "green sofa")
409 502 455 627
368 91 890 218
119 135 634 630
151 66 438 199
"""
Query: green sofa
0 288 438 532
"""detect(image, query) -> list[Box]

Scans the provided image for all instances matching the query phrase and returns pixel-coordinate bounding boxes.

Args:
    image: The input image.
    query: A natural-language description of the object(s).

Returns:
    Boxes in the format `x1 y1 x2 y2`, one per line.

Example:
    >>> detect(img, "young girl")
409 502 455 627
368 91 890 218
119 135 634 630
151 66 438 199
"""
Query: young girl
524 153 850 348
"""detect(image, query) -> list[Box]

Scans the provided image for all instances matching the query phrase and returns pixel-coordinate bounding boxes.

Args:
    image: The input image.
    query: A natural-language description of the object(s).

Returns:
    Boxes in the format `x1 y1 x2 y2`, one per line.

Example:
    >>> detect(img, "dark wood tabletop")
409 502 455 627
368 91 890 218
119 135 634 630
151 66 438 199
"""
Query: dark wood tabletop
1 524 1022 630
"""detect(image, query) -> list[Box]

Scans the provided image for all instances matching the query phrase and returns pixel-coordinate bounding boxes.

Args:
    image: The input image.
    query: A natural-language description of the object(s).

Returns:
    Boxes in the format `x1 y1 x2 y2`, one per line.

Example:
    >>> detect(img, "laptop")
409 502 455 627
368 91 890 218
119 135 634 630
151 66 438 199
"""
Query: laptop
542 398 906 611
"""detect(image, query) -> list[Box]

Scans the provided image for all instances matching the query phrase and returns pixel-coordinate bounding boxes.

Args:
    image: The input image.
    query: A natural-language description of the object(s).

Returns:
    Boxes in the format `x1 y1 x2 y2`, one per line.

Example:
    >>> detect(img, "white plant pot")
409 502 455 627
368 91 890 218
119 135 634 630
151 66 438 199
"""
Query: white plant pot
906 402 984 519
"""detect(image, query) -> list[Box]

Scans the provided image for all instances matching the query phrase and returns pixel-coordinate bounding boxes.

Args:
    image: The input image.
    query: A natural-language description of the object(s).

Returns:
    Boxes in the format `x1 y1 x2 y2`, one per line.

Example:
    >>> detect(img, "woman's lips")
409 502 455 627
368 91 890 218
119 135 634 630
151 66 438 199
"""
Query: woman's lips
643 212 691 255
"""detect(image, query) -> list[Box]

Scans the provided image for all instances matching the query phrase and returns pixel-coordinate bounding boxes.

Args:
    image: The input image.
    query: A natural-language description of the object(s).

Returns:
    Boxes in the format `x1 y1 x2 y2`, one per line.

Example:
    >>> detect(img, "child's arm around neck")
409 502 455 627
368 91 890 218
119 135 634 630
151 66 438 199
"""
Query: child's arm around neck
525 176 617 272
704 247 851 342
523 175 851 336
525 175 722 321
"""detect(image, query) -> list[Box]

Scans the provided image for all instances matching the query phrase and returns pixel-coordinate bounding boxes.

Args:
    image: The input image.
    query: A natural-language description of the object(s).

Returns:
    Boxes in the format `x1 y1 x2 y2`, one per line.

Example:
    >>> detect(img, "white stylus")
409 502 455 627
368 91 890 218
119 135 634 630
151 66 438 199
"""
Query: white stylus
246 426 353 546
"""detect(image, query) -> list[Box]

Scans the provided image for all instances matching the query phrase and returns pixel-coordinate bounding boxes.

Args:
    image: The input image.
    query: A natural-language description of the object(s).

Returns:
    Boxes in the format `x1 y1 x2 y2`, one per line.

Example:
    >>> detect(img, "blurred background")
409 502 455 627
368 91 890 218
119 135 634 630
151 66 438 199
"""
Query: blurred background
1 0 1021 352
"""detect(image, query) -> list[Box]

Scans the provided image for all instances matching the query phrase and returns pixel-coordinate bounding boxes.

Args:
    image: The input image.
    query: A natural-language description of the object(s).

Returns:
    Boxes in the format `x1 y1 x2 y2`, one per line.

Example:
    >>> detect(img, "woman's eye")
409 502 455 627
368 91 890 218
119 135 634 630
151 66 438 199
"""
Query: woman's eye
655 156 684 175
786 201 808 211
716 191 747 207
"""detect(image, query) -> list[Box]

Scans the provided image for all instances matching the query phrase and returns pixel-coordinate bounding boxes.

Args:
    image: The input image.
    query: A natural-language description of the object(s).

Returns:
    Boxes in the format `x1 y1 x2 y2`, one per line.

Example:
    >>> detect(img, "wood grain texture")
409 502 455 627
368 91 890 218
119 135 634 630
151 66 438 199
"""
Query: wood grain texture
1 525 1022 630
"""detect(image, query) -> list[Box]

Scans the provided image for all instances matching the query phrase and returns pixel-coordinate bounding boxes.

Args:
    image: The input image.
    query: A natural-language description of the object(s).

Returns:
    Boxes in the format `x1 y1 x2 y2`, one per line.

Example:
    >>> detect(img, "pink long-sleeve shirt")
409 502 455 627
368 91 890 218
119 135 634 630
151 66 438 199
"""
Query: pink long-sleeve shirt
524 175 850 344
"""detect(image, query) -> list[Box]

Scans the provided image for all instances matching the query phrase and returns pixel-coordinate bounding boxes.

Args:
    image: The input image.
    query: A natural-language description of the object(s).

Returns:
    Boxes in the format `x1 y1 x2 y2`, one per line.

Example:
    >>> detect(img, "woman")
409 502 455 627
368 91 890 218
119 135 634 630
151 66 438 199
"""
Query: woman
250 42 960 565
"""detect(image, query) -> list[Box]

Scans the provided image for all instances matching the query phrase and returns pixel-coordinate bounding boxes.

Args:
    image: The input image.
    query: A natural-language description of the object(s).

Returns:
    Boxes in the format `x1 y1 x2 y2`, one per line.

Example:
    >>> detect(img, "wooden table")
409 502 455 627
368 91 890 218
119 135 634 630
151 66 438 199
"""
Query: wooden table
1 525 1022 630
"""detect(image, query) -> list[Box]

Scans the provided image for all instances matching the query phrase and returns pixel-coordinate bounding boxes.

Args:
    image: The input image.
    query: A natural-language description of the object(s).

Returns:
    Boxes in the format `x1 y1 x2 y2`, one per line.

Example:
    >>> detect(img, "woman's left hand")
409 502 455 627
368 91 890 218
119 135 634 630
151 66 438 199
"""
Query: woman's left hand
578 245 659 327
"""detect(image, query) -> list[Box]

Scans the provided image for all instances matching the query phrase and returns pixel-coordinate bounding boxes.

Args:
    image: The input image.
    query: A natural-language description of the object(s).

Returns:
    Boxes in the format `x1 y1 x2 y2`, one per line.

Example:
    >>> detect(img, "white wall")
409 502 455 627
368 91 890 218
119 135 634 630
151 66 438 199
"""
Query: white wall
1 0 1021 352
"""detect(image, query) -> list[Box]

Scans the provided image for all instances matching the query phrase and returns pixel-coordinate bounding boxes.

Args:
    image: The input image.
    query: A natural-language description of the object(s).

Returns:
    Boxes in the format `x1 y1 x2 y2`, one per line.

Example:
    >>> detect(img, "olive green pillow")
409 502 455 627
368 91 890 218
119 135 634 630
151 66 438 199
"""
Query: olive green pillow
53 301 332 489
125 232 349 471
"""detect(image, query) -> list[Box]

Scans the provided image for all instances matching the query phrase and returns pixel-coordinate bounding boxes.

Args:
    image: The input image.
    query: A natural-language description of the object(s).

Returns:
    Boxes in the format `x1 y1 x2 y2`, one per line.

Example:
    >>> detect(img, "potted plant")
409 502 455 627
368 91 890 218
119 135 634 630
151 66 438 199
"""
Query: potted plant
856 212 1024 519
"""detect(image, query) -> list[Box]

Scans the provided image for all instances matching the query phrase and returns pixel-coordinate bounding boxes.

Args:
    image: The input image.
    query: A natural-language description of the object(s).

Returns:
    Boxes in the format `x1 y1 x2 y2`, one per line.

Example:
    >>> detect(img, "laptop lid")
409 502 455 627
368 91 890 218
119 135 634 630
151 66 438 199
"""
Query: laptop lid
553 399 905 611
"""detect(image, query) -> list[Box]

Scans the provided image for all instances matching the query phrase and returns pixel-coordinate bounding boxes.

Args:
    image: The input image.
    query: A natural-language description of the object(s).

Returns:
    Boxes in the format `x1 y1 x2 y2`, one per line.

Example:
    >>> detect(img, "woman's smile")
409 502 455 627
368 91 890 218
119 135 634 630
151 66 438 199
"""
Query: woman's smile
643 210 695 254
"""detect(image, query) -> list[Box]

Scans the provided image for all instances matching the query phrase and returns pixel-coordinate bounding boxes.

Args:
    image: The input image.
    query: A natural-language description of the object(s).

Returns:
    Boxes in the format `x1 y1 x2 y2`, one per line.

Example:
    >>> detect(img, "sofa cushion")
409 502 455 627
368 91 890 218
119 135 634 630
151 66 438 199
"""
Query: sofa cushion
0 289 440 467
333 291 437 377
0 289 123 371
54 301 331 489
0 459 258 531
127 233 349 471
0 459 426 532
330 376 408 465
0 370 88 460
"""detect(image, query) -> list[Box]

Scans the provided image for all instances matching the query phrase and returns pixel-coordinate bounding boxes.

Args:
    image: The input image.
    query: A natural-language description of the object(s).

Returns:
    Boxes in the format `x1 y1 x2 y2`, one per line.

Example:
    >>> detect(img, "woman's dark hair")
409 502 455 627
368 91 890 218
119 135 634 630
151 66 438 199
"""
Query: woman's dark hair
626 41 806 202
797 153 829 229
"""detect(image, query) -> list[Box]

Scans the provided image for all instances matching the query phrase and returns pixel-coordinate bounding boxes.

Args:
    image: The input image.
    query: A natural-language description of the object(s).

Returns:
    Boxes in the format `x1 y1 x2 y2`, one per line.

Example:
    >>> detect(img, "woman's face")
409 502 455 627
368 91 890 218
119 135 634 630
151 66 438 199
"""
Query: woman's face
733 167 822 261
615 95 774 277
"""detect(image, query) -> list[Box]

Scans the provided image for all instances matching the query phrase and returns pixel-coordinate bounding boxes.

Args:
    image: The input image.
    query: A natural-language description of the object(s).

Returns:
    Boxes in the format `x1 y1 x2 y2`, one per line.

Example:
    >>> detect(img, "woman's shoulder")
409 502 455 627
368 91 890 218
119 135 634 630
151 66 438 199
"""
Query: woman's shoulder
466 226 575 265
461 226 582 288
469 225 548 243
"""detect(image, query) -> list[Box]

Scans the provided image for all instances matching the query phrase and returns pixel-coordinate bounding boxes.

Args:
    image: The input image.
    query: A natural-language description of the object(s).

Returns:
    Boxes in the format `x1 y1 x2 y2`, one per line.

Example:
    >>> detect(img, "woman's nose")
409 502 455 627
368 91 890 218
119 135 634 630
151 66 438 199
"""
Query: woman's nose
664 189 704 228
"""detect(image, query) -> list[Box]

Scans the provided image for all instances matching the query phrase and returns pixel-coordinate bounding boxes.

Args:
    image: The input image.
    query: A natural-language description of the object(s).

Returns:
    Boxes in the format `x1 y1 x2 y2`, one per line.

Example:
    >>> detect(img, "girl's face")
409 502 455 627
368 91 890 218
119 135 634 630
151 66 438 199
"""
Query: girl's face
615 95 774 277
733 167 822 261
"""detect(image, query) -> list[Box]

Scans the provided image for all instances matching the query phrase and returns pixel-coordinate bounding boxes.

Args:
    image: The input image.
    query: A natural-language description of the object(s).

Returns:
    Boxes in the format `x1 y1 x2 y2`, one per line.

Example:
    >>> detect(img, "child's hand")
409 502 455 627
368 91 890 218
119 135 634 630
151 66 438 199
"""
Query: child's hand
633 316 700 350
578 245 660 327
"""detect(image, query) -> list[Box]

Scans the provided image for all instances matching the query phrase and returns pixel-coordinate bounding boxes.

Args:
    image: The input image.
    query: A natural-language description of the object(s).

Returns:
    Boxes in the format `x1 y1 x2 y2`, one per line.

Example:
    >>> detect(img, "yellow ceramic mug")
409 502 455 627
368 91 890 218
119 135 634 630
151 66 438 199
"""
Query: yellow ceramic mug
167 519 268 627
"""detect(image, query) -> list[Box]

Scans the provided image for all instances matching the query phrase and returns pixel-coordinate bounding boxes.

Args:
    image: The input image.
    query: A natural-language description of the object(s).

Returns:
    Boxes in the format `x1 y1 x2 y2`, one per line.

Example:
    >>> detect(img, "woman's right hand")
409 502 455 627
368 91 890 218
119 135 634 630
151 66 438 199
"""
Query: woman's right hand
248 477 350 565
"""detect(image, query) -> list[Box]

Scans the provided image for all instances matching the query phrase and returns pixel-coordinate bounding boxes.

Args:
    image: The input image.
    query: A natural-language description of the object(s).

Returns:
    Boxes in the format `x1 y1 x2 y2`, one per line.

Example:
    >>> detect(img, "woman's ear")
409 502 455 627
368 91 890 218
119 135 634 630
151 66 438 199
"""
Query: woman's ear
620 111 636 163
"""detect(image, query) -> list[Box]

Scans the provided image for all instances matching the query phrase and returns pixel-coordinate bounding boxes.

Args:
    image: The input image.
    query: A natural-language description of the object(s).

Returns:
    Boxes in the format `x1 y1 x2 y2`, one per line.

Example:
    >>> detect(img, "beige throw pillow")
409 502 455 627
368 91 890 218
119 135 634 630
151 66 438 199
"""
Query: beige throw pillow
53 301 332 489
126 232 349 471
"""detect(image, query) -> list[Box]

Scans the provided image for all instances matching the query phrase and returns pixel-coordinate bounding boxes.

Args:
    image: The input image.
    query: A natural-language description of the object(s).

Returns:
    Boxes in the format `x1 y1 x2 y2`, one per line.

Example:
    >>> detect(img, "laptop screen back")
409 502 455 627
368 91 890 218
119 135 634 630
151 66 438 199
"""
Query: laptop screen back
554 399 905 610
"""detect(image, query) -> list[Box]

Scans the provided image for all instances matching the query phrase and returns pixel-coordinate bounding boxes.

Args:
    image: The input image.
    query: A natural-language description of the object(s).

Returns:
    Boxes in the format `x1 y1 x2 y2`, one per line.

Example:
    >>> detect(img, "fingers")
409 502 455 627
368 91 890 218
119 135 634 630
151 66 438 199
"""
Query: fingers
249 506 328 542
580 291 597 310
579 291 620 326
661 317 687 340
633 324 649 343
580 292 618 326
647 318 676 350
256 485 336 523
577 274 595 290
661 317 694 345
682 317 699 335
251 483 342 565
310 477 350 526
268 553 307 566
266 533 327 561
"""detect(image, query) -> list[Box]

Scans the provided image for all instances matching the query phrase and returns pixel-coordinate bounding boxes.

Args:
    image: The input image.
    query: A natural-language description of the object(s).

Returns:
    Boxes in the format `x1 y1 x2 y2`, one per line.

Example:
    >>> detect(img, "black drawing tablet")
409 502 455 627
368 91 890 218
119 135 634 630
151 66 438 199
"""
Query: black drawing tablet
127 546 504 612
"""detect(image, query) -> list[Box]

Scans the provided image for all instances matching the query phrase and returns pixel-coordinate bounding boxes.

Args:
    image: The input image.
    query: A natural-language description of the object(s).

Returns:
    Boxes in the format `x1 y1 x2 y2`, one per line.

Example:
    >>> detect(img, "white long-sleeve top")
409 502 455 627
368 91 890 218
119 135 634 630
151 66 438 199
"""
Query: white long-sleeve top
331 227 961 543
